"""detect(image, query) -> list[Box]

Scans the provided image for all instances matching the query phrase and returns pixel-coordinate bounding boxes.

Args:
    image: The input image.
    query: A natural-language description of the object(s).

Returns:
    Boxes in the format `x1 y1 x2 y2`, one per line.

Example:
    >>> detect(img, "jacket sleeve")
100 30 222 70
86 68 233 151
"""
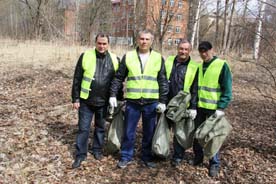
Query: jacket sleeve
218 63 232 109
158 57 169 104
71 54 84 103
110 54 128 98
189 69 199 109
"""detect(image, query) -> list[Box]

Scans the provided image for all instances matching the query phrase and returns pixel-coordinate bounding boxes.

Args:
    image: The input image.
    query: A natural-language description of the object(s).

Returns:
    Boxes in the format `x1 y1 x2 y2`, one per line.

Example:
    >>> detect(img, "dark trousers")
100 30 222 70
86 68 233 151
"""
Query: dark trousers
75 101 107 158
193 107 220 167
120 101 158 162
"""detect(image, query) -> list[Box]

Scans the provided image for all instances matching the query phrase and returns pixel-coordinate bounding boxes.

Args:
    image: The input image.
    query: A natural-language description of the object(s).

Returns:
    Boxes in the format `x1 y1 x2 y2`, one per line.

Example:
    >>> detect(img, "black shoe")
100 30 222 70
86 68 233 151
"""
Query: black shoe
171 158 182 167
72 157 85 169
189 158 203 166
209 165 220 177
143 161 156 168
94 153 103 161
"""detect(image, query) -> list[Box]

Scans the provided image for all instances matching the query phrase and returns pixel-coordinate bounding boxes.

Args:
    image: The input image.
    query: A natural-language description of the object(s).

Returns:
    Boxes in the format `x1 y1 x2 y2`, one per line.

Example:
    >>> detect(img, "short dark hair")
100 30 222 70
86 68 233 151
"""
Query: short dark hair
95 33 110 43
198 41 212 52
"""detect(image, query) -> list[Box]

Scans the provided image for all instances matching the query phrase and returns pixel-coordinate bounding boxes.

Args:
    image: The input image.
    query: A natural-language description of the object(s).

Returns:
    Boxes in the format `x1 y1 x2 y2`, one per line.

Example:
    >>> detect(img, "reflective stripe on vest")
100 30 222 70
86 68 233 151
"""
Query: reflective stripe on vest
165 56 200 93
125 50 162 99
80 49 119 99
198 58 225 110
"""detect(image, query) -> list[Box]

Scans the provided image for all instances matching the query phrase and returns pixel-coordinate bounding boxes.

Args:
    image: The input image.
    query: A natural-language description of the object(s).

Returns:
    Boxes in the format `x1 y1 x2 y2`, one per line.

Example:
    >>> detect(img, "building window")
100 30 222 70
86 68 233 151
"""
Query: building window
128 24 133 30
168 25 173 32
178 1 183 8
176 14 182 21
175 26 181 33
169 12 174 18
175 39 181 45
168 38 173 45
170 0 174 7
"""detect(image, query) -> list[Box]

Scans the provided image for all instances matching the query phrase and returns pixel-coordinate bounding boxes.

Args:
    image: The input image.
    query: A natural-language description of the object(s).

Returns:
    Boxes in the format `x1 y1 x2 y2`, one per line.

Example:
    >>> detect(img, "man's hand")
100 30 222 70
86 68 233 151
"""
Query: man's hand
72 102 80 110
156 103 166 113
215 109 225 117
109 97 117 107
189 109 197 120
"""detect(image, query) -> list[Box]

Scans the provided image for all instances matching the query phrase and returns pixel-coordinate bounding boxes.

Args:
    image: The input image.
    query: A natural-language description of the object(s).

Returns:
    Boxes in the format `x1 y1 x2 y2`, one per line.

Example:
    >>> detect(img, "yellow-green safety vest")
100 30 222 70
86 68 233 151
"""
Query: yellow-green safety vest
198 58 226 110
80 49 118 99
125 50 162 99
165 56 200 93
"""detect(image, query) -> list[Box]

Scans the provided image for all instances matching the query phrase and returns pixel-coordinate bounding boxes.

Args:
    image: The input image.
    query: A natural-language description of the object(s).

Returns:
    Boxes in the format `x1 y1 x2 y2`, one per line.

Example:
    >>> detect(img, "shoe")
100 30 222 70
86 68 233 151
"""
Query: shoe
189 158 203 166
94 153 103 161
117 160 132 169
209 165 220 177
143 161 156 168
72 157 85 169
171 158 182 167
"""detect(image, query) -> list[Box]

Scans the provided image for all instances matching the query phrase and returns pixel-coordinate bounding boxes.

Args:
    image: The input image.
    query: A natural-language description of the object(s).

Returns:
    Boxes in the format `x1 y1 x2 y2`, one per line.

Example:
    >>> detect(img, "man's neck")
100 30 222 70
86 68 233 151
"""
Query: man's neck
176 56 189 63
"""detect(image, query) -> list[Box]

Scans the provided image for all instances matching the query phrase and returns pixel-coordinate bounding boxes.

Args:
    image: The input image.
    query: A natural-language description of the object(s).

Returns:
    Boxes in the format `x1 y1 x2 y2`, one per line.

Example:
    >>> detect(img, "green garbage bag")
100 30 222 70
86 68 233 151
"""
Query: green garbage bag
106 101 125 154
195 115 232 159
174 117 194 149
152 113 170 158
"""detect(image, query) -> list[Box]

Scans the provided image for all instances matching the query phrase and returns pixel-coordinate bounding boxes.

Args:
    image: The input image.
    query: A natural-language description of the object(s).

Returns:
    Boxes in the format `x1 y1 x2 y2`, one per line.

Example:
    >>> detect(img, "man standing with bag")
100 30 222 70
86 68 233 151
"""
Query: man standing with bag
191 41 232 177
165 39 199 166
71 33 120 169
109 29 168 169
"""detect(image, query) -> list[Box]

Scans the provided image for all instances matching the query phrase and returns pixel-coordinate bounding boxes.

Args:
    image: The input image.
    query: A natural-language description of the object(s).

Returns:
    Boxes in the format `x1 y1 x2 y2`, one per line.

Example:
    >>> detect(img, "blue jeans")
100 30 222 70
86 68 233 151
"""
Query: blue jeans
193 107 220 167
75 102 107 158
172 136 185 160
121 101 158 162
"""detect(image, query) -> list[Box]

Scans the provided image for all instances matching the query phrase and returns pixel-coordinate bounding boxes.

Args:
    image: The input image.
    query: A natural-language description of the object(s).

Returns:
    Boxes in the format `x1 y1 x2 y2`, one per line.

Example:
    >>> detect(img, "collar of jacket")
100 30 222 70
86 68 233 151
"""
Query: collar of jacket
95 49 108 58
136 47 153 54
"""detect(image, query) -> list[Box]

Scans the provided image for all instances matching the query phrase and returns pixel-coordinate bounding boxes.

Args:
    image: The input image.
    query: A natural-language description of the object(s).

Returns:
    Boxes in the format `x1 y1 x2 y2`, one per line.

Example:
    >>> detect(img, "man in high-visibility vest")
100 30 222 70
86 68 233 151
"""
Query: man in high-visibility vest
165 39 200 167
191 41 232 177
71 33 121 169
109 29 169 169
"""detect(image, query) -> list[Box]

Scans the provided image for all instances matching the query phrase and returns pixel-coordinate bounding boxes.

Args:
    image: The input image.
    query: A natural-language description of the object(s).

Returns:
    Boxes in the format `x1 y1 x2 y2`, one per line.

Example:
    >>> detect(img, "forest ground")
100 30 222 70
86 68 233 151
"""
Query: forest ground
0 39 275 183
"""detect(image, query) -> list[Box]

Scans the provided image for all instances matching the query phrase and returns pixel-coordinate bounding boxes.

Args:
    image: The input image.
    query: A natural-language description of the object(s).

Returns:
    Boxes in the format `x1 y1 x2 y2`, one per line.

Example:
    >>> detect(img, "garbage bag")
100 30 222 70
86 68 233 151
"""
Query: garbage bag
152 113 170 158
106 101 125 154
195 115 232 159
174 117 194 149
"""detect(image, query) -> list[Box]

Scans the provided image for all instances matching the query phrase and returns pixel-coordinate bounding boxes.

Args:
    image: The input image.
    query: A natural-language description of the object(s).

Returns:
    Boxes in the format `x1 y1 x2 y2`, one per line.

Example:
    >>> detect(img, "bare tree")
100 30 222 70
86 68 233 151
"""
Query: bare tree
254 0 267 59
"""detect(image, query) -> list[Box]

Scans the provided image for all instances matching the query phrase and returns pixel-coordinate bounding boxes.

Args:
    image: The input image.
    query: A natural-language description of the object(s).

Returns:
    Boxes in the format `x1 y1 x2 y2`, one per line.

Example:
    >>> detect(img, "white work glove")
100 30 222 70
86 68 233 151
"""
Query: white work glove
189 109 197 120
156 103 166 113
109 97 117 107
215 109 225 117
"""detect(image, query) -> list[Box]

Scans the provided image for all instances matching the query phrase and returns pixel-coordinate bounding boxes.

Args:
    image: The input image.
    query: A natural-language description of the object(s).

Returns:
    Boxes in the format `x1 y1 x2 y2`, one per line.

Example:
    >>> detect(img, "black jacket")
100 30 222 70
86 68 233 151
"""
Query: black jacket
167 56 198 109
71 49 122 106
110 48 169 105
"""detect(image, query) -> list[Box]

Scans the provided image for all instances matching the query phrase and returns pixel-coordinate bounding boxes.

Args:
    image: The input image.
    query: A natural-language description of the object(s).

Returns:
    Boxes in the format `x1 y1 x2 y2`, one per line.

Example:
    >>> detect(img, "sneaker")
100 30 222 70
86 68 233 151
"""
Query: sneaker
94 153 103 161
171 158 182 167
117 160 132 169
209 165 220 177
143 161 156 168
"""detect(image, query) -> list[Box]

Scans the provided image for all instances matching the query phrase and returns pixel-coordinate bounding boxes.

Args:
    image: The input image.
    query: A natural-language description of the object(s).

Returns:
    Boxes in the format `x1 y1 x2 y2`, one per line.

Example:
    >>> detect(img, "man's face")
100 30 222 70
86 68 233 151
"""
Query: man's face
137 33 153 53
177 42 191 60
96 36 109 53
199 49 213 62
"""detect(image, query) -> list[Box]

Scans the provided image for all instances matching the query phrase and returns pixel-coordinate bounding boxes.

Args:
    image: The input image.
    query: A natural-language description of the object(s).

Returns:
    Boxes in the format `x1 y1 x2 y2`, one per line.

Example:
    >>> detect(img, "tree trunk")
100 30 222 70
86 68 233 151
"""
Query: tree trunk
226 0 236 53
254 0 266 60
215 0 221 48
190 0 201 48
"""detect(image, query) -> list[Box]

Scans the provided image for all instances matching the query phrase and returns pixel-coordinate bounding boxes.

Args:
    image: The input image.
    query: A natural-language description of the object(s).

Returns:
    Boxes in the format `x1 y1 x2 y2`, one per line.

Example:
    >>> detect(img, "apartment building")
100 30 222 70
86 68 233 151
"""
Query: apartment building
111 0 189 46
